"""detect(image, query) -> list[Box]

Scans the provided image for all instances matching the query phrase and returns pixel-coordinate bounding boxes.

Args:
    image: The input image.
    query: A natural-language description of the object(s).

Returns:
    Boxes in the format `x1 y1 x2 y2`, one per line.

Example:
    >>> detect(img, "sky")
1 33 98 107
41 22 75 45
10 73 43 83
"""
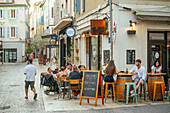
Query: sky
29 0 43 13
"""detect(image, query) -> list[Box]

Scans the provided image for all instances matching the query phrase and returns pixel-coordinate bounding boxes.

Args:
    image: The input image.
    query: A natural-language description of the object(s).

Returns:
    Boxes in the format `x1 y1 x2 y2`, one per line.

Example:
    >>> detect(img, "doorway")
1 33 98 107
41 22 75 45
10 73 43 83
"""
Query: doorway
148 31 168 86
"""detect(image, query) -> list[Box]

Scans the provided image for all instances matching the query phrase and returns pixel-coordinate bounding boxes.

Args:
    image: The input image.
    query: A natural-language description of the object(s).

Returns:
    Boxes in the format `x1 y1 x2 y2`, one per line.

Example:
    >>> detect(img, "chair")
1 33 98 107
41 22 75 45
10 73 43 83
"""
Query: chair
168 79 170 101
40 72 48 88
123 83 138 104
104 82 116 103
58 77 70 99
153 81 165 103
69 79 81 98
138 82 148 101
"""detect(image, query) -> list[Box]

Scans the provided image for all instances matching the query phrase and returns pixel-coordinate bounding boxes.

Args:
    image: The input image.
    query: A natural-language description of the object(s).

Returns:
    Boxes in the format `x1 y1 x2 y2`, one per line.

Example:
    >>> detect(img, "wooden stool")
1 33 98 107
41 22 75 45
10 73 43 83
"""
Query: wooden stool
123 83 138 104
153 81 165 103
105 82 116 103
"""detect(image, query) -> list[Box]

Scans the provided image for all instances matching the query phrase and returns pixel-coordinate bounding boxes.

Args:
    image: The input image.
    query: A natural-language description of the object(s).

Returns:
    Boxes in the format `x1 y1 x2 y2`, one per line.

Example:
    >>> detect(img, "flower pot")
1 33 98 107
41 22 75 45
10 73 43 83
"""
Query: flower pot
38 55 45 64
75 49 79 53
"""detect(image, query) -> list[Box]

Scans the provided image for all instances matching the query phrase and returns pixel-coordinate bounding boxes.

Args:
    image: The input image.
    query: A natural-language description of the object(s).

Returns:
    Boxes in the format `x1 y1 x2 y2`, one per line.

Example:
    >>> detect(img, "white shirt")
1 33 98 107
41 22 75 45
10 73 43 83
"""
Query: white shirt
151 66 162 73
24 64 37 81
130 66 147 80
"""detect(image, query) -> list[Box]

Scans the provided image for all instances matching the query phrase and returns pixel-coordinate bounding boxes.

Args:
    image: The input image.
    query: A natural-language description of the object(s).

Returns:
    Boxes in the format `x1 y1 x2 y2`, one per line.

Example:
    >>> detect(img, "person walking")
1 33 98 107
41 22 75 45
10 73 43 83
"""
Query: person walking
24 59 37 100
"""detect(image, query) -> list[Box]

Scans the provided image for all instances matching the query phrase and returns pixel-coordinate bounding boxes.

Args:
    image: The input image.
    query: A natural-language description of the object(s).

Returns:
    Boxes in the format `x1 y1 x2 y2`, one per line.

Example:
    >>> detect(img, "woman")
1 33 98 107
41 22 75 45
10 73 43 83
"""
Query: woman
104 60 118 100
57 66 68 78
151 60 162 73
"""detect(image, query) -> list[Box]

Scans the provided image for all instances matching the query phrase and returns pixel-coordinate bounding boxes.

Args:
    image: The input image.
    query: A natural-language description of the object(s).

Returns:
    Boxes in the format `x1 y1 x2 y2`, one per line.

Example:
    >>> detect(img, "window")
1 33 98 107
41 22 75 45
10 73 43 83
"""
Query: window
76 0 80 14
0 9 2 18
51 7 53 18
0 27 5 38
11 27 15 37
0 27 2 37
11 9 15 18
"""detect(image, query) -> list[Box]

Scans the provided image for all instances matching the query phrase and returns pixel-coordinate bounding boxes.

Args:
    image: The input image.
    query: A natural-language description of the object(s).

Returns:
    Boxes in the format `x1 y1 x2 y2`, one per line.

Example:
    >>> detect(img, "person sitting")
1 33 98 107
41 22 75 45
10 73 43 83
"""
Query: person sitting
151 60 162 73
47 67 56 79
79 65 86 79
57 66 68 78
130 59 147 96
69 66 82 98
66 64 73 76
104 60 118 100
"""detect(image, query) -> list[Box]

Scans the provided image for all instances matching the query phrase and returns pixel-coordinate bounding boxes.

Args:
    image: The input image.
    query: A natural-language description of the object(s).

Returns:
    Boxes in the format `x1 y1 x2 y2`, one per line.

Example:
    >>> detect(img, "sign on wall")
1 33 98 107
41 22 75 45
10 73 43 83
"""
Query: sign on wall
127 50 135 64
90 20 106 35
66 27 76 37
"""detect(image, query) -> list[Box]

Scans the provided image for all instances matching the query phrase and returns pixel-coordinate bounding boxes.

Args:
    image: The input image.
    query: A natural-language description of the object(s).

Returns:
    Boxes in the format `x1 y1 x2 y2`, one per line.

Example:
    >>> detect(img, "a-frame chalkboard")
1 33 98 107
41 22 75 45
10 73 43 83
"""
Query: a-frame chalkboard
80 70 104 106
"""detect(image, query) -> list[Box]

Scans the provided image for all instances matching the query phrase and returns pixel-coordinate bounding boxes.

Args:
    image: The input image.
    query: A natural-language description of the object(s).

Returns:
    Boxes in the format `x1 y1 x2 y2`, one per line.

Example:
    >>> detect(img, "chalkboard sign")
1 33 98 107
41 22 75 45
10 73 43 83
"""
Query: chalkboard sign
127 50 135 64
80 70 104 106
104 50 110 64
82 71 99 97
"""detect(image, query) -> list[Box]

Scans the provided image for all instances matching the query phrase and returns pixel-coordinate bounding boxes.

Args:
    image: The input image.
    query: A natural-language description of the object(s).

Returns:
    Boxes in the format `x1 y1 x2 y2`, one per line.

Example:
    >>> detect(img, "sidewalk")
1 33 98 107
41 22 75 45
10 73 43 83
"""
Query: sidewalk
35 59 170 112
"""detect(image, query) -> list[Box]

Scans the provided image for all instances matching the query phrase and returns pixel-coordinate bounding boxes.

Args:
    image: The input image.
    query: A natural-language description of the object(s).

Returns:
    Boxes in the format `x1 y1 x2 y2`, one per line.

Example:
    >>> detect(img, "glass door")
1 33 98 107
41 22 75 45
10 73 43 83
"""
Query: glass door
167 33 170 77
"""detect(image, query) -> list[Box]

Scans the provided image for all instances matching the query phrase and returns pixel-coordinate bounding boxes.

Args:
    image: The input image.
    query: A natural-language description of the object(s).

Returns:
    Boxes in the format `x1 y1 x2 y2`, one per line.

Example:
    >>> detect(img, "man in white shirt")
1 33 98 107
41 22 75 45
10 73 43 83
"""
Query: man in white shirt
24 59 37 100
130 59 146 96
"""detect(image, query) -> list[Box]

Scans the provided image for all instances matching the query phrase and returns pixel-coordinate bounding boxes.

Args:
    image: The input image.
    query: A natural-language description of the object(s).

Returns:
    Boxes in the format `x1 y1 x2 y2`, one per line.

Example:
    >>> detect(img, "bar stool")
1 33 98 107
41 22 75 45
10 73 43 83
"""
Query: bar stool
153 81 165 103
123 83 138 104
138 82 148 101
168 79 170 101
104 82 116 103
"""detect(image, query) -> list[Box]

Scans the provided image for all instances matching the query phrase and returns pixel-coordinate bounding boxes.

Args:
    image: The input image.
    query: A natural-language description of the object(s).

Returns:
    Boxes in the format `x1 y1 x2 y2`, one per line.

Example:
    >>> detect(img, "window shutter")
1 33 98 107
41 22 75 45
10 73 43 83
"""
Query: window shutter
7 9 10 19
76 0 80 14
82 0 85 12
2 27 5 38
2 9 5 19
6 0 9 2
15 8 18 19
7 27 10 38
15 27 18 38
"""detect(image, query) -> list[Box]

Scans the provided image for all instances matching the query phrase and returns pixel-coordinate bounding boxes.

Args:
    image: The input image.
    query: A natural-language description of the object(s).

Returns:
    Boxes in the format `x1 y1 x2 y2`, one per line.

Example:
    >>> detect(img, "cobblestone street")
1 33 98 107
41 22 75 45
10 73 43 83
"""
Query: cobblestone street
0 62 170 113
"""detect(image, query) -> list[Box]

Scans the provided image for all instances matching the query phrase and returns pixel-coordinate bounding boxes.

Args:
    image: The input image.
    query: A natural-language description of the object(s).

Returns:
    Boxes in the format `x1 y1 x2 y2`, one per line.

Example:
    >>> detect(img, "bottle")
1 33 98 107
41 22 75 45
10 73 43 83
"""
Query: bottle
126 68 128 74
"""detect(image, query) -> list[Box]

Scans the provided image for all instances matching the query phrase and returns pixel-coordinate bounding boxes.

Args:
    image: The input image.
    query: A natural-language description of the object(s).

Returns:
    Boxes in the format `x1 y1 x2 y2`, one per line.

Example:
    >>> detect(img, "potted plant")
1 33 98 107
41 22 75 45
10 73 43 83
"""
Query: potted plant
31 37 49 64
74 56 79 61
75 45 79 54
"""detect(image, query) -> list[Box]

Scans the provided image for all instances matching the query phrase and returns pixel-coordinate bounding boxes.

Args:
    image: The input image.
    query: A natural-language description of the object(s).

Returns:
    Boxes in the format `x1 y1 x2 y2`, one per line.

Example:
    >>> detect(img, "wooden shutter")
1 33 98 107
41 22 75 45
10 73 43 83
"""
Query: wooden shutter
76 0 80 14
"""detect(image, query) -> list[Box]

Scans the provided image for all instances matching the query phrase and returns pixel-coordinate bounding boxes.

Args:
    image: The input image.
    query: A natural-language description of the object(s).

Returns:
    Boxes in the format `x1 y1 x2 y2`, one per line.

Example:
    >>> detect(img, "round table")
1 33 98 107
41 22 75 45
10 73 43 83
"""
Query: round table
116 73 134 101
147 73 166 100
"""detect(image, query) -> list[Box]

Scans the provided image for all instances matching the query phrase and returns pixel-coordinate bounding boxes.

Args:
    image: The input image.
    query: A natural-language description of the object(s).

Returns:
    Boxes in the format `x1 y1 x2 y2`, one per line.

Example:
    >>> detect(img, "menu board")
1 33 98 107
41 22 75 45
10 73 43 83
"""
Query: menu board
127 50 135 64
82 71 100 97
104 50 110 64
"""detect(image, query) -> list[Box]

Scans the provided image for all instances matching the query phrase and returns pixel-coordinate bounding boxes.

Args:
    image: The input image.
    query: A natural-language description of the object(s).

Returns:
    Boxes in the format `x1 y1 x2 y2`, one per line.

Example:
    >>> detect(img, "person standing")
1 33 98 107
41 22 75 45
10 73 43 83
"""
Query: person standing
24 59 37 100
130 59 147 96
30 52 34 61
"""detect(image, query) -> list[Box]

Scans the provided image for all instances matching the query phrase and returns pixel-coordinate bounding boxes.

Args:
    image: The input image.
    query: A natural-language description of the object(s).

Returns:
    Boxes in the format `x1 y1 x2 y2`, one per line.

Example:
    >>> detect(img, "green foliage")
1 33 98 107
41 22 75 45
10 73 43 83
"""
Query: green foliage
26 46 32 55
31 37 50 55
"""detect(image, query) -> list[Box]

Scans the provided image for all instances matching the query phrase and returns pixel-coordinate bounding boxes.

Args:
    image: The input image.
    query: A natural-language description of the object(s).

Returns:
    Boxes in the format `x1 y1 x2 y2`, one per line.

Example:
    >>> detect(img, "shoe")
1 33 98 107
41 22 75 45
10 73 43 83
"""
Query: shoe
130 93 136 97
130 90 134 94
34 93 37 100
25 97 28 99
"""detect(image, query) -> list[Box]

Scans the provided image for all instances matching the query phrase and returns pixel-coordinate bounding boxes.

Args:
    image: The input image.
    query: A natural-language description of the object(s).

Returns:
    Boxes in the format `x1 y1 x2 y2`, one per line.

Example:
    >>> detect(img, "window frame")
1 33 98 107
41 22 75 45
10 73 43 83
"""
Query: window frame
0 27 2 37
10 9 16 19
10 27 15 38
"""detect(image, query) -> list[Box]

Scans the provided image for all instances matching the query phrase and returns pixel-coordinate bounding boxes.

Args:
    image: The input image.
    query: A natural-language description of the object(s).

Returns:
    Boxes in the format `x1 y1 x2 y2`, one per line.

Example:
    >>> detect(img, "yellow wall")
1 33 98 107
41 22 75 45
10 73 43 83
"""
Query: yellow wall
75 0 106 19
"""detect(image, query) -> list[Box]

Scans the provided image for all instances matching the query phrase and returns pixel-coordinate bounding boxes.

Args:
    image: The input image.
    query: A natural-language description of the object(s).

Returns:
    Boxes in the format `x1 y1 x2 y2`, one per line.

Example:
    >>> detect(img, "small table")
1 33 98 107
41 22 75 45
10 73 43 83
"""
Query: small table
147 73 166 100
116 73 134 101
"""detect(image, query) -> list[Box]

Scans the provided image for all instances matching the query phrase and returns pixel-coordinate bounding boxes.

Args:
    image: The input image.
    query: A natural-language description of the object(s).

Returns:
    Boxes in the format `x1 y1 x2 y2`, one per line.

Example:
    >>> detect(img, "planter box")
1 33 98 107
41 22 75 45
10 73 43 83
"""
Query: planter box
38 55 45 64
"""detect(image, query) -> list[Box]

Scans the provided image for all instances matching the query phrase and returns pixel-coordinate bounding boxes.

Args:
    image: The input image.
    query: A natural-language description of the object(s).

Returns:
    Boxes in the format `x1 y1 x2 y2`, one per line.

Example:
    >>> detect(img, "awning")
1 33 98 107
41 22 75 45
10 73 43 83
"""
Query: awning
53 18 72 30
135 11 170 21
41 34 56 39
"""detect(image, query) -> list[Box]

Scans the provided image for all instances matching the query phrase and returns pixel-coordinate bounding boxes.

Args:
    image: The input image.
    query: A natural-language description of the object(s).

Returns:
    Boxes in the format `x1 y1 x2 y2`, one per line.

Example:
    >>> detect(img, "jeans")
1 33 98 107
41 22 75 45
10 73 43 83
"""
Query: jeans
104 76 114 99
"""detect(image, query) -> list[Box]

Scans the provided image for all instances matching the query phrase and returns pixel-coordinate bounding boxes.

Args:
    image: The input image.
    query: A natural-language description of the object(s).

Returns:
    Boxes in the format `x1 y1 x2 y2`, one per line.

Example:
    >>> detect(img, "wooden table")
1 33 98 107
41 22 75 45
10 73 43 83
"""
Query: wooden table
147 73 166 100
116 73 134 101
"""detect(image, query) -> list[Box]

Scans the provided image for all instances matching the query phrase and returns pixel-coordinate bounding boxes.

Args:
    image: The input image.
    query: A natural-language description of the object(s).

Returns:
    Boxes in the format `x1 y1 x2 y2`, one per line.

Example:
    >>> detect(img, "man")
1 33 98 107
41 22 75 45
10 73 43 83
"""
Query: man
24 59 37 100
67 64 73 76
79 65 86 79
130 59 147 96
69 66 82 98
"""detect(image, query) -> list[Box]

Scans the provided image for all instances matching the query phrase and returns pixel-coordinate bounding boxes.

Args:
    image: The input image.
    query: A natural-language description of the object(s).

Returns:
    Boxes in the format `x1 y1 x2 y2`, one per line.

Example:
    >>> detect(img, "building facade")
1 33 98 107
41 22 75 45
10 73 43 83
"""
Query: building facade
0 0 30 63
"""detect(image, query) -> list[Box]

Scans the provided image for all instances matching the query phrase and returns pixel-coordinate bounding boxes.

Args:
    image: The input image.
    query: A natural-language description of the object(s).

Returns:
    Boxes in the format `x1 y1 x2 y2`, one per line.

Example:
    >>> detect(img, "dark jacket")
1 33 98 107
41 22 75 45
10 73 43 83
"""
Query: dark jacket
69 71 82 79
